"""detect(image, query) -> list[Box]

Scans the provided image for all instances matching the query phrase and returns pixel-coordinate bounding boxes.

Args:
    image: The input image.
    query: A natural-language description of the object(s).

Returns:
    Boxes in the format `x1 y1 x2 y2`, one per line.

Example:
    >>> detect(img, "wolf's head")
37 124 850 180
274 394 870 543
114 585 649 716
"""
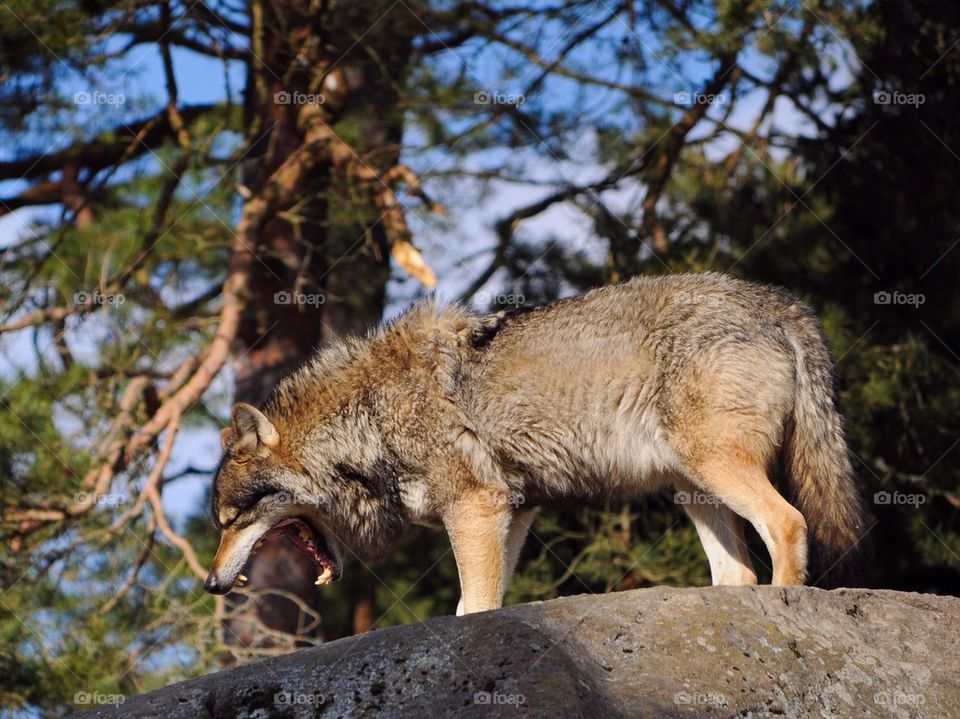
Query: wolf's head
204 387 410 595
204 403 347 594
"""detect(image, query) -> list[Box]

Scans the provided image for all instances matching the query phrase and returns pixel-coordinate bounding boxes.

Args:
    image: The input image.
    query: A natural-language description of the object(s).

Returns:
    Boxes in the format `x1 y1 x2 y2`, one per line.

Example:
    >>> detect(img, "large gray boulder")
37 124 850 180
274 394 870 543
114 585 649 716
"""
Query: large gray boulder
73 586 959 718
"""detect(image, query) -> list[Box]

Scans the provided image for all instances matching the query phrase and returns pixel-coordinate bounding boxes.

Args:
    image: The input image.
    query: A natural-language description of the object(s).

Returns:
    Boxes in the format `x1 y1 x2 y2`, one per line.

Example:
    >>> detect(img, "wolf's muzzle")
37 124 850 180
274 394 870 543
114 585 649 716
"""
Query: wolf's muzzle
203 572 230 594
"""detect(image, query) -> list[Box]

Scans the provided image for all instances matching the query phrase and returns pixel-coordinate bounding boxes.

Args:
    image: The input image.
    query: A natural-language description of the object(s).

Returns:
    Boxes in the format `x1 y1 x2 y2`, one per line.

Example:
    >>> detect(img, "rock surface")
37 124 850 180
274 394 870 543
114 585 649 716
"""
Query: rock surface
72 586 959 718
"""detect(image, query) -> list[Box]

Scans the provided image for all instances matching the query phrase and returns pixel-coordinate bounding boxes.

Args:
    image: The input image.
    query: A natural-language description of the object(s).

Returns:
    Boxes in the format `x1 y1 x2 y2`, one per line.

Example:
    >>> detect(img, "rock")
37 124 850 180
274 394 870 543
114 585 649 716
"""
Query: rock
71 586 960 718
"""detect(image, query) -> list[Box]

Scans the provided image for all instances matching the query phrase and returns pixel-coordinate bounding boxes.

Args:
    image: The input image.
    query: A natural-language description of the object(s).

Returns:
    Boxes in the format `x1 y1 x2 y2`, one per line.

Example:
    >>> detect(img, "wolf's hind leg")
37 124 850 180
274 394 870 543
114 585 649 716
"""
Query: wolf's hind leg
689 449 808 586
445 490 513 615
675 478 758 585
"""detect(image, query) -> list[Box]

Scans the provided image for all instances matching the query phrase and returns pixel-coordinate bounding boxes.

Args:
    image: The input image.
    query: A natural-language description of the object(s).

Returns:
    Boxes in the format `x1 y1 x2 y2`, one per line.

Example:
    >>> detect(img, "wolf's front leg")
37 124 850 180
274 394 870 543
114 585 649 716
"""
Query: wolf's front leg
444 490 513 615
455 507 538 615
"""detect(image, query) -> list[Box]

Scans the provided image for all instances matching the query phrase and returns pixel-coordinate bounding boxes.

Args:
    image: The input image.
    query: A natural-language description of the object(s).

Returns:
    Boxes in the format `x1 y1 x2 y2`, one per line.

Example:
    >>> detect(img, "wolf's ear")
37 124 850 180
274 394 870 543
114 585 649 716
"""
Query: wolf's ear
230 403 280 453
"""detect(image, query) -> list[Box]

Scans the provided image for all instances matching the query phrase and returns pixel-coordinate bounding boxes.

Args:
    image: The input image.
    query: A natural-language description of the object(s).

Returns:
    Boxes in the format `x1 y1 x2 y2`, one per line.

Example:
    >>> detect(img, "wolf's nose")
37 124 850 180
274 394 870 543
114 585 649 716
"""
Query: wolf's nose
203 573 227 594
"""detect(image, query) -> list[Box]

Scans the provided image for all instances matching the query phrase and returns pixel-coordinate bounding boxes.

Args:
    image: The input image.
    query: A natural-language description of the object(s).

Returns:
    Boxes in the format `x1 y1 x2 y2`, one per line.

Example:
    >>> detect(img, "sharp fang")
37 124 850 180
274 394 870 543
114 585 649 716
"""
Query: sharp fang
314 568 333 585
298 528 310 540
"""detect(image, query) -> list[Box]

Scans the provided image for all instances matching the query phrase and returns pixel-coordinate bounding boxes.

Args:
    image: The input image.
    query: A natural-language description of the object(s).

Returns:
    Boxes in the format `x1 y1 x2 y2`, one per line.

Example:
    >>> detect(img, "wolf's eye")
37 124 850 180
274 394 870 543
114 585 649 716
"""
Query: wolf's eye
221 489 275 527
235 488 275 514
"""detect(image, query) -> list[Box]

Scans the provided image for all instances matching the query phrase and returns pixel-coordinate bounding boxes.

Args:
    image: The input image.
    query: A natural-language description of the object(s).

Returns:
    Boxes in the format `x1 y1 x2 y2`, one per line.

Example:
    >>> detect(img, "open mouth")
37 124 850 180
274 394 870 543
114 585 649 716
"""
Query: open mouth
251 516 342 586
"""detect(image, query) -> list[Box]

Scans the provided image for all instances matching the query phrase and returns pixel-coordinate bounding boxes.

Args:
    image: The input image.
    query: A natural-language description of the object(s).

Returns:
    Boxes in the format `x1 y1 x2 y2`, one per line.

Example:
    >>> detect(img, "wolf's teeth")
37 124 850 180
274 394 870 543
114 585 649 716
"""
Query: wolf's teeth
314 568 333 585
298 528 310 540
236 573 248 586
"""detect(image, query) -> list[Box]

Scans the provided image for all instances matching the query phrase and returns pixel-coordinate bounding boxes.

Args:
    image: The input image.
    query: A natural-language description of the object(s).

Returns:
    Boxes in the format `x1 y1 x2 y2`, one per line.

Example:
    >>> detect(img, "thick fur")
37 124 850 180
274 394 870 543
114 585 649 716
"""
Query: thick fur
207 273 868 609
781 309 868 586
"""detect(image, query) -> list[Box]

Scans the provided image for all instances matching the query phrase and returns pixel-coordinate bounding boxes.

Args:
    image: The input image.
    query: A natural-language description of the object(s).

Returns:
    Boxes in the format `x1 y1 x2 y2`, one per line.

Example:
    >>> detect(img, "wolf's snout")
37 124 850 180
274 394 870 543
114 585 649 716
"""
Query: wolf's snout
203 572 230 595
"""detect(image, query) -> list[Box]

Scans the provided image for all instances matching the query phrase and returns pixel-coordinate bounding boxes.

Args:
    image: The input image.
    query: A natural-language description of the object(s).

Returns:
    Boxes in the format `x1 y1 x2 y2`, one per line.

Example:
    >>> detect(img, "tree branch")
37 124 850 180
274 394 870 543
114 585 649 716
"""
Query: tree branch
0 104 218 182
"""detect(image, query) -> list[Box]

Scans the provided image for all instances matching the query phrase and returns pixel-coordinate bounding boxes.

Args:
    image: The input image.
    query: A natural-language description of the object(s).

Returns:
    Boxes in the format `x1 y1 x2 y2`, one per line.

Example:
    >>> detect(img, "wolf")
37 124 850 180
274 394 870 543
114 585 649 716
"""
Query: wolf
204 273 867 614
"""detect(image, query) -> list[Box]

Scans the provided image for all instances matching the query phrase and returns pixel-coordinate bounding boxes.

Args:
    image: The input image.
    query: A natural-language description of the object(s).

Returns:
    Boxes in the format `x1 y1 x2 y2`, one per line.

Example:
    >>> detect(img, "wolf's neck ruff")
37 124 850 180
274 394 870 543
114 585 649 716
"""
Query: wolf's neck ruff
206 273 866 608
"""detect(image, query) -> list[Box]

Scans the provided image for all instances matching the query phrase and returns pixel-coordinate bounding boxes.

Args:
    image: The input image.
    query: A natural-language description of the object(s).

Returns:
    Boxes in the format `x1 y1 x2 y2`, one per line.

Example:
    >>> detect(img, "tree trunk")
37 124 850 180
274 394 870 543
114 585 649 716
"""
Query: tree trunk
222 0 414 651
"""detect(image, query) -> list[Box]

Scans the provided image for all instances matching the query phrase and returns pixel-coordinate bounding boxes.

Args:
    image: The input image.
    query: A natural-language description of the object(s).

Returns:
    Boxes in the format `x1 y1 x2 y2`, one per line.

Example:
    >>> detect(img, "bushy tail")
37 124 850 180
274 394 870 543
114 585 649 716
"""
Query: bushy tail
782 310 869 588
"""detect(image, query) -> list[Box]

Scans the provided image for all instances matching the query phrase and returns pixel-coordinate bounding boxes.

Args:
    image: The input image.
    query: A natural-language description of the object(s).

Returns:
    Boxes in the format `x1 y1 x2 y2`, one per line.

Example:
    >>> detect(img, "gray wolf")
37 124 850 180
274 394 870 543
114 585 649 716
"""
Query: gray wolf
204 273 867 614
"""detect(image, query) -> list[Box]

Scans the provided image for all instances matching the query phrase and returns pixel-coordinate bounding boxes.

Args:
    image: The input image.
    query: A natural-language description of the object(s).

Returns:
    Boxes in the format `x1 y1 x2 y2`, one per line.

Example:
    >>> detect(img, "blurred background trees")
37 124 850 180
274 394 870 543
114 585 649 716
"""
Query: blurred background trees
0 0 957 714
